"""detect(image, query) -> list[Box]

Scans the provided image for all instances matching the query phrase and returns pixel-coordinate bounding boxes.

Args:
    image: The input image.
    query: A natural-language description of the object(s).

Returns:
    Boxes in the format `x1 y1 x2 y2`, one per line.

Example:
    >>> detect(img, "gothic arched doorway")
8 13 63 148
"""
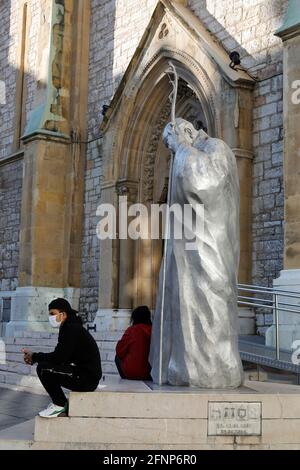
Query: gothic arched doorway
94 1 254 332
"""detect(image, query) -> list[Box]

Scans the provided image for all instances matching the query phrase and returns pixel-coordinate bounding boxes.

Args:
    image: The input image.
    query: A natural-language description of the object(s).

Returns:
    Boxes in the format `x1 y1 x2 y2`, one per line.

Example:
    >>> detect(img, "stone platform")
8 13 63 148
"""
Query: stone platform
1 378 300 449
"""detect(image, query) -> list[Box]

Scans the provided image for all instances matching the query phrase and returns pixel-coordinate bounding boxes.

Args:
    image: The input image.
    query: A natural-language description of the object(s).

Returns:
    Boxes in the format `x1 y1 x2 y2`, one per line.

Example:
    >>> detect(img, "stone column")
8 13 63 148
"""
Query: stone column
266 0 300 350
6 0 90 335
222 83 256 335
94 179 138 332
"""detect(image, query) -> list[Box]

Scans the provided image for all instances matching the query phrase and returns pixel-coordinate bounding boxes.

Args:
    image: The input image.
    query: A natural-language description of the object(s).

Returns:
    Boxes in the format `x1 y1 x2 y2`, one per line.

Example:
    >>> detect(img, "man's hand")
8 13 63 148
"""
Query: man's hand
22 348 33 365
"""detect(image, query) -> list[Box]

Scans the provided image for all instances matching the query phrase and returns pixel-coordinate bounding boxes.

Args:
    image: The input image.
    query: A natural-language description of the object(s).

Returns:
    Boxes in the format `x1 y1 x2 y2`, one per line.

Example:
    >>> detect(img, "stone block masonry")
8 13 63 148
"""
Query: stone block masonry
0 0 42 160
0 159 22 292
80 0 157 321
0 0 289 333
187 0 287 334
0 0 44 299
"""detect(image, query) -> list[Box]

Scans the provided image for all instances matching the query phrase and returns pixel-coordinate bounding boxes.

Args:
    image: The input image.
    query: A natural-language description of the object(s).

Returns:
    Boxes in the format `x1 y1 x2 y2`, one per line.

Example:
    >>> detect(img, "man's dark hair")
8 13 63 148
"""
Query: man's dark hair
131 305 152 326
48 298 78 316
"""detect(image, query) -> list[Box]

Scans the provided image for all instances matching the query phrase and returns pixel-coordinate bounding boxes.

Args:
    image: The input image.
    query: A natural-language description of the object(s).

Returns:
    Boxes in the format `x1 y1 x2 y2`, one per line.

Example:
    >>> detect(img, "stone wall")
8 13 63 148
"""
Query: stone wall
0 0 41 160
188 0 287 333
0 160 22 291
0 0 42 295
80 0 157 320
80 0 288 328
0 0 290 333
0 0 19 159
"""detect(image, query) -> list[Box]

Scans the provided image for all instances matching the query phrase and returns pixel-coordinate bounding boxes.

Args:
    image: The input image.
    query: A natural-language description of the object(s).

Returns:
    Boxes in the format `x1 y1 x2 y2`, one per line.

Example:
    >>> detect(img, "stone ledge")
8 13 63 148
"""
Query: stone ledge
68 389 300 420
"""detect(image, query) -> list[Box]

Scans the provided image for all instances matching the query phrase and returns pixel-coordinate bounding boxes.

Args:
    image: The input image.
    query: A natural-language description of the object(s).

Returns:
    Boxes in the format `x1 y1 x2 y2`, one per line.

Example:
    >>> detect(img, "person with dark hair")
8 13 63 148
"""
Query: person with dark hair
22 298 102 418
115 306 152 380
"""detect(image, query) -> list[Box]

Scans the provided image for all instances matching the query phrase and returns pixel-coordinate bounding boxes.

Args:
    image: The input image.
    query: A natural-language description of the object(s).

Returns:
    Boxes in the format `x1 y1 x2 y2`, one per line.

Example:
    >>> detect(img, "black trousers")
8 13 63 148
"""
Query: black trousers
36 361 99 407
114 355 152 381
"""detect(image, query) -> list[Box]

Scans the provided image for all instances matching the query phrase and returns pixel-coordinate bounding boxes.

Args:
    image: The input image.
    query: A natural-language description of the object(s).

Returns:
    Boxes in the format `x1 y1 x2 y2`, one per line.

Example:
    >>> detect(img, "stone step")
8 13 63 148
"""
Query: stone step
3 337 118 350
0 370 40 387
10 338 58 347
0 332 119 388
102 361 118 374
3 344 53 354
97 341 117 351
3 330 121 341
34 416 209 445
3 341 116 353
0 360 118 376
1 357 117 374
68 391 207 418
5 344 116 361
67 390 297 419
0 361 36 376
4 332 58 340
92 332 122 341
33 387 300 447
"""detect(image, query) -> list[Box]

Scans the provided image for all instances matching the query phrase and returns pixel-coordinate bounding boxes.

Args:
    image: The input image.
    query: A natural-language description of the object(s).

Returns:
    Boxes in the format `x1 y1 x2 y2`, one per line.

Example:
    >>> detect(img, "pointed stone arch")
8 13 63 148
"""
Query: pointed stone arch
95 0 254 332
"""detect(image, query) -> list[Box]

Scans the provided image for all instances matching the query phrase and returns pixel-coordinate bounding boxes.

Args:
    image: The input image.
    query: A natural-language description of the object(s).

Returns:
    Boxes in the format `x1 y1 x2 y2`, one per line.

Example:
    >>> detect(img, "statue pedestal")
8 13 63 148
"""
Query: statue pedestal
93 307 255 335
93 308 132 333
5 286 80 336
31 378 300 449
238 307 255 335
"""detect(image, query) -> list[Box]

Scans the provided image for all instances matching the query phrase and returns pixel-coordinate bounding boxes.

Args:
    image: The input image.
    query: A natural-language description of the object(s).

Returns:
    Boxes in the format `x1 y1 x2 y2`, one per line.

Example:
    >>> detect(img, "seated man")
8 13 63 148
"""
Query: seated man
115 306 152 381
23 298 102 418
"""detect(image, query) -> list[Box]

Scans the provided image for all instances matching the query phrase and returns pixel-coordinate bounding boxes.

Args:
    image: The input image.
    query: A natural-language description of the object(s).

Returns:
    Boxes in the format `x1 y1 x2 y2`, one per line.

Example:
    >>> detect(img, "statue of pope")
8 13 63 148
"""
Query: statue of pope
149 118 244 388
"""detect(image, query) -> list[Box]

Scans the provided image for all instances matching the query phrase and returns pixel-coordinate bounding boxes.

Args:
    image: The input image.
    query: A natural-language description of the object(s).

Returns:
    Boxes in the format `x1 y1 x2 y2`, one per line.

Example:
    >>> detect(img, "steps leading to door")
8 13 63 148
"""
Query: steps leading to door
0 330 121 388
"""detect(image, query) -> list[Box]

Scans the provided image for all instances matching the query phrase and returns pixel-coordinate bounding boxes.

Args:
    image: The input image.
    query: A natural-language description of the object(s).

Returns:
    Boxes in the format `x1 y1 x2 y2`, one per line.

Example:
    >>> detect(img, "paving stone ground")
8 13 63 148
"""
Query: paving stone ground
0 387 49 431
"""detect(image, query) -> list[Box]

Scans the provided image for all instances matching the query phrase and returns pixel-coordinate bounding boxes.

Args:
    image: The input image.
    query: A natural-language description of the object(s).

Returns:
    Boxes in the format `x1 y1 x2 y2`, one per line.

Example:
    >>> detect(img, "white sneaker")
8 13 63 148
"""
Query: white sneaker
39 402 67 418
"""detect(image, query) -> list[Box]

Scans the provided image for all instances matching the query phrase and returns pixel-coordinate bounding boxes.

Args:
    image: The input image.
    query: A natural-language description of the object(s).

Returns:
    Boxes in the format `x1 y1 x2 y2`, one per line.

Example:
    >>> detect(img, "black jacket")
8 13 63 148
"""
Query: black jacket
32 317 102 383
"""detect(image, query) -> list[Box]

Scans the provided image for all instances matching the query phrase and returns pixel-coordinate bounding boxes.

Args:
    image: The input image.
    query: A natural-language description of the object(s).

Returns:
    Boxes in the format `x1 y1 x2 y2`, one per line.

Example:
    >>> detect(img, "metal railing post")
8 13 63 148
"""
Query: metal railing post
274 293 280 360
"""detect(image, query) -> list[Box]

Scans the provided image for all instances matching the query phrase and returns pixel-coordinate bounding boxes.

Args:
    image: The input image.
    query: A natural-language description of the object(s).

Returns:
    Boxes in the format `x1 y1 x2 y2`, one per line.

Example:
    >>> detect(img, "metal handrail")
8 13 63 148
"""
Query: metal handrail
238 298 300 313
239 283 300 298
238 295 273 304
238 283 300 361
238 300 300 314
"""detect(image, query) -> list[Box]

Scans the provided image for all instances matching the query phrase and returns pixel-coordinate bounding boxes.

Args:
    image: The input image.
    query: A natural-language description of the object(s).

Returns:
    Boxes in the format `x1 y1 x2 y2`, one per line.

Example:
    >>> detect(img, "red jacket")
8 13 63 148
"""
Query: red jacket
116 323 152 380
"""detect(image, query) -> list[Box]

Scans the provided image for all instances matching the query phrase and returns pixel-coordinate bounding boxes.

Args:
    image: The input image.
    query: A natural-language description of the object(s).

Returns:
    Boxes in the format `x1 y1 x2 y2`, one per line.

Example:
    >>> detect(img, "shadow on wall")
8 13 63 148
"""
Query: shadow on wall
0 0 23 295
187 0 286 291
188 0 287 79
86 0 118 140
0 0 287 322
79 0 119 321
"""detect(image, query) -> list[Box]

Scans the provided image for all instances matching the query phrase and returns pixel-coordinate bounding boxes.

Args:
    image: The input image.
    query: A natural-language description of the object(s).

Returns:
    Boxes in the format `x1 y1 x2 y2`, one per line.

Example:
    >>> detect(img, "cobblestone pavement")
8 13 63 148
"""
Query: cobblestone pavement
0 387 49 431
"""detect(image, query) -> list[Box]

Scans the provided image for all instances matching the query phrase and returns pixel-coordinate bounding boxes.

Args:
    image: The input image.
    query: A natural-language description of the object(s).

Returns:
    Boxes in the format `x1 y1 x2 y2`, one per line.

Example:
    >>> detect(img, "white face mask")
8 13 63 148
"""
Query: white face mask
49 314 62 328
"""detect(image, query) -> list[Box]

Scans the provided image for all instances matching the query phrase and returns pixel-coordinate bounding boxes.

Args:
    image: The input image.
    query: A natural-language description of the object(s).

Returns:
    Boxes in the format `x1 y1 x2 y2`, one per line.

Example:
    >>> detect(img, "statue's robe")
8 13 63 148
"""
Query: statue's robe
149 131 244 388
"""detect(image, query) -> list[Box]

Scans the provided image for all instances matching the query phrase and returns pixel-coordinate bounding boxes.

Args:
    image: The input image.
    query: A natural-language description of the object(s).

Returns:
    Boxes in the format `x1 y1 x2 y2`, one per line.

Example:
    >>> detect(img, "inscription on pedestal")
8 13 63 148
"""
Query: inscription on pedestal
208 402 262 436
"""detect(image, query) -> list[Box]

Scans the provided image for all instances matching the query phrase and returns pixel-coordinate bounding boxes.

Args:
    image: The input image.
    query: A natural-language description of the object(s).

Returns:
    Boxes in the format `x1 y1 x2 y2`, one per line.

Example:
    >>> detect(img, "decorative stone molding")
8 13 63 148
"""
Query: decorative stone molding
232 148 254 161
142 78 207 203
97 0 254 329
143 101 171 202
23 0 71 139
115 179 138 202
158 22 170 40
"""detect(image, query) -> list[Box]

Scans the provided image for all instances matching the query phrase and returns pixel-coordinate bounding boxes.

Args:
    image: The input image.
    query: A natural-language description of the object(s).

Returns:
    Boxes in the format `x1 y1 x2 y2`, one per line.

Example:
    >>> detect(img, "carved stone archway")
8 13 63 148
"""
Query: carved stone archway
95 0 254 332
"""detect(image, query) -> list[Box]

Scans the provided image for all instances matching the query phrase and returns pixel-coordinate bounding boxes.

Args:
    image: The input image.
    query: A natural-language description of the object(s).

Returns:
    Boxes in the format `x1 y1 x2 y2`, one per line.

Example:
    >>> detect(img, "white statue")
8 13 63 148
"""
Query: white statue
149 64 243 388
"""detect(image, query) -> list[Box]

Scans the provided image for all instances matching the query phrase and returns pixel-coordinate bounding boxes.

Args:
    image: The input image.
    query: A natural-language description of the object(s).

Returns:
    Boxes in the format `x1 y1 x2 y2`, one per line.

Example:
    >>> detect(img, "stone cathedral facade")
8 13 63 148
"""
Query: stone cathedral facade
0 0 299 344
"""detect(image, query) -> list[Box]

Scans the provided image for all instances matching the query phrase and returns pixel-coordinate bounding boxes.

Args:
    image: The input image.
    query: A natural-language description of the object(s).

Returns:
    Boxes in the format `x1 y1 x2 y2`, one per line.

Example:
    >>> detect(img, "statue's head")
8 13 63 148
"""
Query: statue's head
192 129 210 151
163 118 197 152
